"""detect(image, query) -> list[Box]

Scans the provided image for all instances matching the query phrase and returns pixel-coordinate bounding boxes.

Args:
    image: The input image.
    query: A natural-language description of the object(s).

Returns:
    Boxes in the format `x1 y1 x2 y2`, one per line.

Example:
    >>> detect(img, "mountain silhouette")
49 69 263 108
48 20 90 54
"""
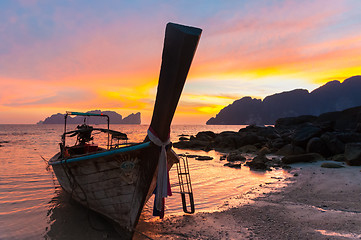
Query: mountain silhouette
207 76 361 125
40 110 141 124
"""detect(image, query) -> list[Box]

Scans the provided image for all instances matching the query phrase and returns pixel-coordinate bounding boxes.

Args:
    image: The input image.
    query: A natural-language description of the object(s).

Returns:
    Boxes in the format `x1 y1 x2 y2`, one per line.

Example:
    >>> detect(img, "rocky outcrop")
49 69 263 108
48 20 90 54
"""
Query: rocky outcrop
207 76 361 125
175 105 361 170
40 110 141 124
121 112 141 124
344 143 361 166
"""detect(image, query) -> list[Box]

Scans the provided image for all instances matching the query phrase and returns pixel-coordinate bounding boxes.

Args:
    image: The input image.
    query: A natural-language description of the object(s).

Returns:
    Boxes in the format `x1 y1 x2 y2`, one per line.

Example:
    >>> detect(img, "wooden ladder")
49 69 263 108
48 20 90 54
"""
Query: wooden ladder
175 154 195 214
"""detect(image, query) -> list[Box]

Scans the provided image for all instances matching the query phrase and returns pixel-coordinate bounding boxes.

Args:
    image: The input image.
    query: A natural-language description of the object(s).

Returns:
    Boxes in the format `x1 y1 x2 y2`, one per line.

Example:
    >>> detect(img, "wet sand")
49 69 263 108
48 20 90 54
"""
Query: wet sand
136 163 361 240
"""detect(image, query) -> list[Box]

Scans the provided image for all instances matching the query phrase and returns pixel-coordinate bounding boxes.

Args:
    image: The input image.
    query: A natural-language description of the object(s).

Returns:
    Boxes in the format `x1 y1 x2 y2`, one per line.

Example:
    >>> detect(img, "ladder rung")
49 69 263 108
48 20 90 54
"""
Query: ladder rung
172 191 192 194
176 155 195 214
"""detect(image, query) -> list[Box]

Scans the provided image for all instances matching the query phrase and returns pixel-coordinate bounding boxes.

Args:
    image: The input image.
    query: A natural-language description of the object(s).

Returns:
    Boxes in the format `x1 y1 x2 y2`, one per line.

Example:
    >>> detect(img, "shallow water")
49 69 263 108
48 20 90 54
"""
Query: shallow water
0 124 290 239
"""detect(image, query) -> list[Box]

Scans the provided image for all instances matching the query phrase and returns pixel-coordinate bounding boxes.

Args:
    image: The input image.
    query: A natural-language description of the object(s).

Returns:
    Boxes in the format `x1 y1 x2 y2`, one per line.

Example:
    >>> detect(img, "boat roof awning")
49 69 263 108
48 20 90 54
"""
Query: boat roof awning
66 111 108 117
63 127 128 140
94 128 128 140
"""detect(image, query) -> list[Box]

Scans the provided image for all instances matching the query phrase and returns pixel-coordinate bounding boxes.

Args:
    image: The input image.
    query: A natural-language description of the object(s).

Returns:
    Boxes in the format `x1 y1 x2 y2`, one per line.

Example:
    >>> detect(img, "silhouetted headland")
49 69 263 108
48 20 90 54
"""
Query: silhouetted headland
38 110 141 124
207 75 361 125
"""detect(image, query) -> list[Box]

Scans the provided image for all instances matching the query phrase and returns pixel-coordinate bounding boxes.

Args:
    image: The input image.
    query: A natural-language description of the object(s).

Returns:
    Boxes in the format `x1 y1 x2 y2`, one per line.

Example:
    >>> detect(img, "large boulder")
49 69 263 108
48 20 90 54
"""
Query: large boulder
246 155 270 170
320 132 345 155
276 144 305 156
214 134 242 149
196 131 216 141
315 105 361 131
239 125 279 139
306 137 331 157
224 162 242 168
336 132 361 143
282 153 324 164
275 115 317 130
345 143 361 166
268 137 287 150
227 151 246 162
214 131 263 150
173 139 209 150
292 123 322 148
238 133 263 146
238 144 258 153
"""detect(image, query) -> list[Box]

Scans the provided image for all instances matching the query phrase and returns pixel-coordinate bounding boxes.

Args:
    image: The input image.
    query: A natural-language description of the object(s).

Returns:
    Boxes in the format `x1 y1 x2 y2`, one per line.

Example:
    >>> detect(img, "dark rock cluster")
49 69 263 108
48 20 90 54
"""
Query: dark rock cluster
174 106 361 170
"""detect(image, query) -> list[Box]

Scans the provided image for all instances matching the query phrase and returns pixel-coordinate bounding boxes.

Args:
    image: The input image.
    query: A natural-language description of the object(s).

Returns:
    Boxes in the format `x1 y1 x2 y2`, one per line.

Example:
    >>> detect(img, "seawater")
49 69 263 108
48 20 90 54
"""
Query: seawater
0 124 290 239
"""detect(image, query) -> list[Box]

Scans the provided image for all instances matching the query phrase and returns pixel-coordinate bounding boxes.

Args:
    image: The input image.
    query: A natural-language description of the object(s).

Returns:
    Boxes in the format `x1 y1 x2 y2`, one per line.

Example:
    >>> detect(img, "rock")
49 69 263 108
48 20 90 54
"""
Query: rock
224 162 242 168
320 132 344 155
314 120 334 132
320 162 344 168
173 140 209 150
356 123 361 133
306 137 330 157
268 138 286 150
276 144 305 156
331 154 346 162
257 147 271 156
246 155 270 170
275 115 317 130
336 132 361 143
237 133 263 146
315 105 361 131
179 136 189 141
238 144 258 153
196 131 216 141
227 152 246 162
220 155 227 161
178 134 189 137
281 153 324 164
292 123 322 148
239 125 279 139
214 132 243 149
195 156 213 161
344 143 361 166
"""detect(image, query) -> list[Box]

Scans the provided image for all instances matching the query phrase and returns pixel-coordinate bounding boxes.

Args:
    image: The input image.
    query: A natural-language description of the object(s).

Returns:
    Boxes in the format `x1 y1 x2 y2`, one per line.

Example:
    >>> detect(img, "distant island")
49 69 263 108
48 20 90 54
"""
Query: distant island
38 110 141 124
207 75 361 125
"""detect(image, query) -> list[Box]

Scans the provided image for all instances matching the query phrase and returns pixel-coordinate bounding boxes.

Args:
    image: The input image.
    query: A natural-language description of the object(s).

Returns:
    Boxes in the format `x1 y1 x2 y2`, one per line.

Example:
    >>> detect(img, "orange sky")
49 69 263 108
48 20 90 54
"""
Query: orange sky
1 0 361 124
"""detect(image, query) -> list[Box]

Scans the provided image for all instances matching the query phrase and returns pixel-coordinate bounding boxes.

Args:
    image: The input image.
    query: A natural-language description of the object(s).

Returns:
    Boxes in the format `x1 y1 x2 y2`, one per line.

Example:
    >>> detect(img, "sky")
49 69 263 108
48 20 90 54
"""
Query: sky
1 0 361 124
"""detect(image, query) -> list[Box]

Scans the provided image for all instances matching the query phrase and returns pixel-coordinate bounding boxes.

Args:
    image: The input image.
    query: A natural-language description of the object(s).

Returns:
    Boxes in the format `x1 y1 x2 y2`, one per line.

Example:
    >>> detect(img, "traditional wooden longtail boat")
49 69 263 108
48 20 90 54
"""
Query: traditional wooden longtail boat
48 22 202 238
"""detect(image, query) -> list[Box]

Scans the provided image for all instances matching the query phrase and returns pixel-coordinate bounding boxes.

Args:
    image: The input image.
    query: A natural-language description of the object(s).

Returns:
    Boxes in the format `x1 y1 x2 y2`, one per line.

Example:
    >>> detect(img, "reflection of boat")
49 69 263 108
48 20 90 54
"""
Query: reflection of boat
48 22 202 238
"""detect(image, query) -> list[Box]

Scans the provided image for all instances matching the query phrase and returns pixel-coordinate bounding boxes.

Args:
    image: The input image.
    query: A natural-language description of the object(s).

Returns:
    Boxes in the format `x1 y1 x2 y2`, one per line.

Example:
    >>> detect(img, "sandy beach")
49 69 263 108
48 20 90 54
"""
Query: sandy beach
135 162 361 240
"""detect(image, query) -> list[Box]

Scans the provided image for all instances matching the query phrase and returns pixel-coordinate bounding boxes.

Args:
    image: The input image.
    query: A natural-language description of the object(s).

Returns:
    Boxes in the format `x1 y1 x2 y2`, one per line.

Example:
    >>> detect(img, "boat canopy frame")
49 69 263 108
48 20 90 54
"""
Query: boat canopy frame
62 111 110 150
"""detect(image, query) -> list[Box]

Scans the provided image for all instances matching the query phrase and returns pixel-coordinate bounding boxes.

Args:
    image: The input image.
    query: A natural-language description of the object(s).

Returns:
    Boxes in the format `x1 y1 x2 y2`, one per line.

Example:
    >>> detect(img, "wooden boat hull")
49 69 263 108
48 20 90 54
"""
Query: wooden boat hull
49 142 177 235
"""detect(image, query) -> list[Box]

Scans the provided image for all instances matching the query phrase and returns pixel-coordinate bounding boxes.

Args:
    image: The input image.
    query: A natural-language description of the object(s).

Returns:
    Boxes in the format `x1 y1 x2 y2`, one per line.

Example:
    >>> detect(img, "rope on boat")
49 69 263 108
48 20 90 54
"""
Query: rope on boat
147 127 171 211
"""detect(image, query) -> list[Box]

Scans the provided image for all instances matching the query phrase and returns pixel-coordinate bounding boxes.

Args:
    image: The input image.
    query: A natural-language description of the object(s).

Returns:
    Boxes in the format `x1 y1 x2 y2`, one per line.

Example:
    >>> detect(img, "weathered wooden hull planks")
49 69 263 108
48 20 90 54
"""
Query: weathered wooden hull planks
49 143 178 235
50 143 160 233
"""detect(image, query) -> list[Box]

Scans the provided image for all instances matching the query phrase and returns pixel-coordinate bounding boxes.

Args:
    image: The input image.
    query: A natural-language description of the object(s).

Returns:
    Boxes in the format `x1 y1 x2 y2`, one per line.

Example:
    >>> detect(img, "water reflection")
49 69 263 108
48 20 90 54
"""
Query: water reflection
45 188 123 239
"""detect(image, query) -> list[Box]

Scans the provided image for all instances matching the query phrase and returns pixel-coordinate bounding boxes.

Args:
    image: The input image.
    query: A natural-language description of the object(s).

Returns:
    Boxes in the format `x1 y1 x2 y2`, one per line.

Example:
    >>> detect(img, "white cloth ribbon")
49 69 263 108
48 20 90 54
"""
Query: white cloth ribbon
147 129 171 211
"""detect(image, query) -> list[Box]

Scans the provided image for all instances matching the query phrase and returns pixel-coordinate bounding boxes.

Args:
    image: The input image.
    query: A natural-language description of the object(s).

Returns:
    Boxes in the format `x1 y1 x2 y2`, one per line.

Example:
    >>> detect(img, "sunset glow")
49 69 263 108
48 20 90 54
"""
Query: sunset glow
1 0 361 124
